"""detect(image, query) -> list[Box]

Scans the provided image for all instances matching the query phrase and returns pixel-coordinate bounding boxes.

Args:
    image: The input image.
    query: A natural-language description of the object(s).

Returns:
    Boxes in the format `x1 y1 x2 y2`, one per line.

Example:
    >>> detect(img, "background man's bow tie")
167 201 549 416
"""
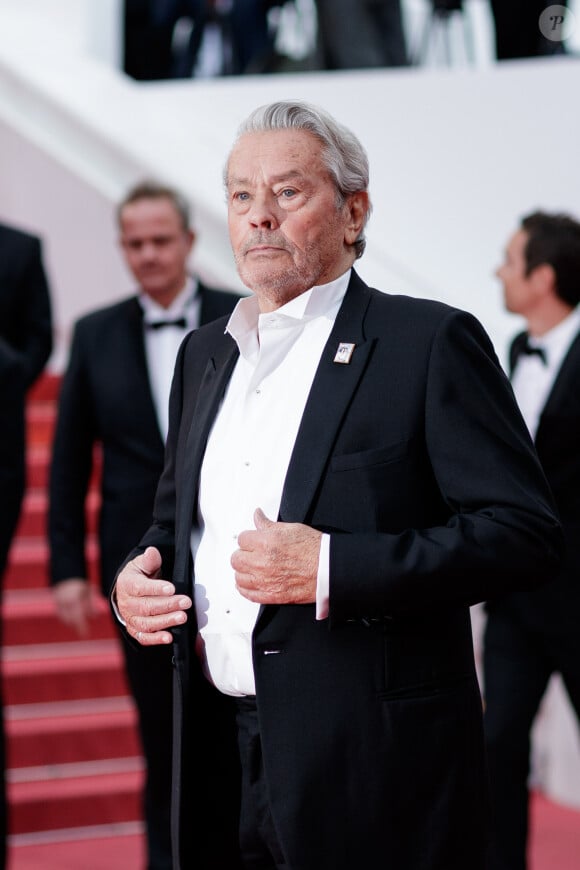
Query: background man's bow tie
514 335 547 365
146 317 187 330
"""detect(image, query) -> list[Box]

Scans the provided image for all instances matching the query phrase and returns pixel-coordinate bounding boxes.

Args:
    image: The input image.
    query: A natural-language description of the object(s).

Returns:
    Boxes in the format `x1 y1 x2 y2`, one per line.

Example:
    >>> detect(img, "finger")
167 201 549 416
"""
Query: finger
133 608 189 645
253 507 276 530
235 576 259 602
135 627 174 646
122 592 192 620
129 546 164 582
233 566 255 589
140 546 163 576
120 572 176 599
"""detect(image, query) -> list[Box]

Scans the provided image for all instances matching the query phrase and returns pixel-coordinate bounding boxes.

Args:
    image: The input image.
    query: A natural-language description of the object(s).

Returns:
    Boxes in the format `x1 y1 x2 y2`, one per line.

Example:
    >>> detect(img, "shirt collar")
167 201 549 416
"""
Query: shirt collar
139 276 198 323
225 269 351 358
532 305 580 362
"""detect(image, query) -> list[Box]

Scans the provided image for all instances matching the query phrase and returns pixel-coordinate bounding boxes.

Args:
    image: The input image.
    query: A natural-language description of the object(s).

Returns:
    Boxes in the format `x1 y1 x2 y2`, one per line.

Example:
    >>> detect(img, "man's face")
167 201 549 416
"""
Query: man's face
226 128 365 310
496 229 535 316
119 196 194 306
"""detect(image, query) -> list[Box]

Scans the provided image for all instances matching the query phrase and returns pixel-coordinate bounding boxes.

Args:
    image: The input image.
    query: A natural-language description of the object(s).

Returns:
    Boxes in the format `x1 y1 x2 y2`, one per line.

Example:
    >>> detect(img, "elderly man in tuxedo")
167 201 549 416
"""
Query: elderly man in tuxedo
114 103 562 870
48 180 240 870
0 220 52 870
484 210 580 870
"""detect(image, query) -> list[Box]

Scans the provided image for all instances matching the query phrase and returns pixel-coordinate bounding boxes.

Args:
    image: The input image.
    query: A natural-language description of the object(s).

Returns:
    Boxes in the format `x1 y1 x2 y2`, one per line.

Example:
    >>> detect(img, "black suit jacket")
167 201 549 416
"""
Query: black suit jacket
487 327 580 632
123 271 562 870
49 283 240 595
0 223 52 576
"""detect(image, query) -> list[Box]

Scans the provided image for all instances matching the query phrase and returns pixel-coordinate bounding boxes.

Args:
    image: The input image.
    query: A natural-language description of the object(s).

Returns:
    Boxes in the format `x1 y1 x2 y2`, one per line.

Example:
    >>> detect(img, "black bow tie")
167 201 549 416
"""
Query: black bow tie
514 336 547 365
146 317 187 330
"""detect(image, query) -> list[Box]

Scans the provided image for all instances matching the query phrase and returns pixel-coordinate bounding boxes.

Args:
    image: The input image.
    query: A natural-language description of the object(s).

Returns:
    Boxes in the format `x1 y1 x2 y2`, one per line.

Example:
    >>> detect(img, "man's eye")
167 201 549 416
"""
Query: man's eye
235 192 250 202
279 189 296 198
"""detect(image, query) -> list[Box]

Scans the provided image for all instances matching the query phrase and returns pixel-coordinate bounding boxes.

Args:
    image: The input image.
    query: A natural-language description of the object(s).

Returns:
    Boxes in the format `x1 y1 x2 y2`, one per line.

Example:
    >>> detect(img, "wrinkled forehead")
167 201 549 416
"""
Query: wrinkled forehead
225 128 326 185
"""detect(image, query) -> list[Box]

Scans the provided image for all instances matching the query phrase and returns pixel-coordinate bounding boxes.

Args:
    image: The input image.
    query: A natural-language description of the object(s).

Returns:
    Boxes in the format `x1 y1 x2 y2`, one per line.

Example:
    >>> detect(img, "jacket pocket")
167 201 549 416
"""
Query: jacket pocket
330 437 413 473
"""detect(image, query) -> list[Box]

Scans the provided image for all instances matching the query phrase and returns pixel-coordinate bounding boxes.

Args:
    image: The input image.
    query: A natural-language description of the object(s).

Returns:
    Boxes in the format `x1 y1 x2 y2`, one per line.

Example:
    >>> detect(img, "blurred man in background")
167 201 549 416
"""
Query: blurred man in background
48 180 240 870
484 210 580 870
0 219 53 870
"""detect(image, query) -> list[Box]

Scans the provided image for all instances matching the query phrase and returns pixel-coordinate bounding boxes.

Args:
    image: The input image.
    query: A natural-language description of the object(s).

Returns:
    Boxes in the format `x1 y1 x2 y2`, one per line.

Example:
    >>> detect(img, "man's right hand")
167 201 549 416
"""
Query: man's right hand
115 546 192 646
53 578 97 637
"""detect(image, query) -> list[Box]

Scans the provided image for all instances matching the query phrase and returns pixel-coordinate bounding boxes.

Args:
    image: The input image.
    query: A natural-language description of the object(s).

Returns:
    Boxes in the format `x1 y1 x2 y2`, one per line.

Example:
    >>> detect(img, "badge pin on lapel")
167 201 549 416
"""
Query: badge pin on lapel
334 342 356 364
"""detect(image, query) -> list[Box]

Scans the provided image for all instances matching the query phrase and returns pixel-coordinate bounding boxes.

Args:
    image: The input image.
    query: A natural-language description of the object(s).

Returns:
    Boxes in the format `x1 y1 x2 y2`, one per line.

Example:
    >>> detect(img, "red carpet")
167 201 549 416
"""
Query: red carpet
6 791 580 869
8 825 145 870
529 790 580 870
2 374 146 863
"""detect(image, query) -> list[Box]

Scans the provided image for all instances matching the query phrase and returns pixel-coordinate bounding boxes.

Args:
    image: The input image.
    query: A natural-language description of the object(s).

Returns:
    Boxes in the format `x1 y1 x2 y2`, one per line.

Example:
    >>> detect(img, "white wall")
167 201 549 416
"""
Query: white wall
1 1 579 371
1 0 580 807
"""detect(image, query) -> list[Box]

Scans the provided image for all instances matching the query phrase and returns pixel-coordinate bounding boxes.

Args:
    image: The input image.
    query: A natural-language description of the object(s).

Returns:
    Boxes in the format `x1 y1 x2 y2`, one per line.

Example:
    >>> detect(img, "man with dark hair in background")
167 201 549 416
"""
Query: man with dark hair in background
484 210 580 870
48 180 240 870
0 220 53 870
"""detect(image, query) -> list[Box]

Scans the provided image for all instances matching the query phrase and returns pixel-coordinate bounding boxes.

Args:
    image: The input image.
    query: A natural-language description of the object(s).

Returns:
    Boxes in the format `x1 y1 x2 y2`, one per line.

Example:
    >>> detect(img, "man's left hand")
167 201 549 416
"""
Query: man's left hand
232 508 322 604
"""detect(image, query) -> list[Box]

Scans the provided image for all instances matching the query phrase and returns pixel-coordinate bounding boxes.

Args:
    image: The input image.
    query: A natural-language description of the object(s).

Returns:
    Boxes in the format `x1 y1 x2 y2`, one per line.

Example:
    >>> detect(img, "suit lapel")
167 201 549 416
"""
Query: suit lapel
509 332 527 377
279 272 374 523
182 332 240 510
126 298 165 446
537 330 580 433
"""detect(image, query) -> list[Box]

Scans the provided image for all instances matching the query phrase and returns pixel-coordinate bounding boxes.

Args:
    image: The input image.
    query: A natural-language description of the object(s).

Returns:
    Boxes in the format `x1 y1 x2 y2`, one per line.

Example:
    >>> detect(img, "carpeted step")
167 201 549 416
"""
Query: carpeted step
26 401 57 447
27 373 61 403
5 697 141 768
7 821 146 869
3 536 100 590
26 445 51 490
4 537 51 589
2 374 147 842
15 489 101 538
2 639 129 706
7 761 144 835
26 442 103 491
2 588 115 647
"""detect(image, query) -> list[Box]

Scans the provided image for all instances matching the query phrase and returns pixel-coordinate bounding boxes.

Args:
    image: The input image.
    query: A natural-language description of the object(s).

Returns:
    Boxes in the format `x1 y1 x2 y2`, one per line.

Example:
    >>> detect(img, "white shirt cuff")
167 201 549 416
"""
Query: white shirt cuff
315 533 330 620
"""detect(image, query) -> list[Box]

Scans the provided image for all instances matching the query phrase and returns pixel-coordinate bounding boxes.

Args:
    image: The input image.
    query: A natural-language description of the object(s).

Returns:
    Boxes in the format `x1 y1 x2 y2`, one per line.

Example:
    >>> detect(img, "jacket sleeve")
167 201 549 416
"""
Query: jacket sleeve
48 321 96 584
329 309 563 621
5 235 53 387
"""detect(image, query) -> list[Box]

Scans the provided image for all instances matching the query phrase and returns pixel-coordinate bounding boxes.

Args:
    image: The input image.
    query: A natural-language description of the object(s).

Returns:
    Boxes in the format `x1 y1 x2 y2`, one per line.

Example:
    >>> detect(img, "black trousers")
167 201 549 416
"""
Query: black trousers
119 631 174 870
234 697 287 870
483 609 580 870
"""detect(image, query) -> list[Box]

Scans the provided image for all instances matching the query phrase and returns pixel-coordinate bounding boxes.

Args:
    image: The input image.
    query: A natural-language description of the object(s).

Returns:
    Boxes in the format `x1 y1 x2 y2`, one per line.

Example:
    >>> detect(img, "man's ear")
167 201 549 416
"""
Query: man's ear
529 262 557 299
344 192 369 247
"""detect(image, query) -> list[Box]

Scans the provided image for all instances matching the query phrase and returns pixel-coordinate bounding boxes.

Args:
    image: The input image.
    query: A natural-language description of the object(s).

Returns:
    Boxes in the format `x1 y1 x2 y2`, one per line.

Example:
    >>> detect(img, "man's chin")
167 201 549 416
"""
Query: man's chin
140 280 170 297
239 264 286 292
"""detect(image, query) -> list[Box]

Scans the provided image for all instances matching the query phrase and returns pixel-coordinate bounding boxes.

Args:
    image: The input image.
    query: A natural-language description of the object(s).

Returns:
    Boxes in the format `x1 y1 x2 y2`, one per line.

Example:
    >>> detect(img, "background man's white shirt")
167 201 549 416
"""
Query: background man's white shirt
140 279 200 439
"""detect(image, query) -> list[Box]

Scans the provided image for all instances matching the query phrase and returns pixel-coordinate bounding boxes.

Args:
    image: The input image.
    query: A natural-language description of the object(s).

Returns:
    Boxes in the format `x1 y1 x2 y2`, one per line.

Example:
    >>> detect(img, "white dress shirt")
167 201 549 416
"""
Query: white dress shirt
192 271 350 696
140 278 200 440
511 306 580 439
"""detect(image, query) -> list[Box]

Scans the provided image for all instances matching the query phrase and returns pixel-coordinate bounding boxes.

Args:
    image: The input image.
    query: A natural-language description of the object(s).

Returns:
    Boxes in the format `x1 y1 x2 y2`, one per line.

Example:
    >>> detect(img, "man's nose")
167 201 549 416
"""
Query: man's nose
248 195 279 229
140 242 159 260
